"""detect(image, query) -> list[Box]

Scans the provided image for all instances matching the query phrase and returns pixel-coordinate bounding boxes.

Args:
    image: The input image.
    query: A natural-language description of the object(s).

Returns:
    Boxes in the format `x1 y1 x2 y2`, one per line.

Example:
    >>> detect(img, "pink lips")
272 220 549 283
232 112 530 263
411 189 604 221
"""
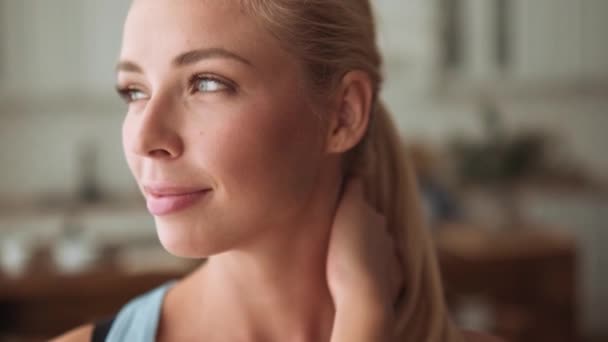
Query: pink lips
144 185 212 216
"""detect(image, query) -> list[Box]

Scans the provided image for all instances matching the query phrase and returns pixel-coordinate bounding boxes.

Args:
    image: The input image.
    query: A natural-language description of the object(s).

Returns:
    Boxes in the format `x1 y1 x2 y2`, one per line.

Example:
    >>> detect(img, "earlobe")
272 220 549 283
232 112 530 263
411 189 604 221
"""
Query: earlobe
325 70 374 154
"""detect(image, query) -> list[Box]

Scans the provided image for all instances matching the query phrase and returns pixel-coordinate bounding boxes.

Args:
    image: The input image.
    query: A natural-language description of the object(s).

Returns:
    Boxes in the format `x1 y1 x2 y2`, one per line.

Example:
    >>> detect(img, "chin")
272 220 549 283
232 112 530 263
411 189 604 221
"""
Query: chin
154 219 232 259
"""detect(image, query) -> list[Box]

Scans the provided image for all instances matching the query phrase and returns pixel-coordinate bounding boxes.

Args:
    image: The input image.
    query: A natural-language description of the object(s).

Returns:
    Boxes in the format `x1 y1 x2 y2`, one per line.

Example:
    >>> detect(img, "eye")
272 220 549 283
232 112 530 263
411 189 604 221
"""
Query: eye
116 87 149 103
190 75 234 94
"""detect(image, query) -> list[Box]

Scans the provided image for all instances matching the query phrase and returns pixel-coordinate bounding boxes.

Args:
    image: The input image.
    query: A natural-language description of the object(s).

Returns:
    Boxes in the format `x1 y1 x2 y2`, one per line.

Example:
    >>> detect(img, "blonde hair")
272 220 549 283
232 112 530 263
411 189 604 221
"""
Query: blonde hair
241 1 464 341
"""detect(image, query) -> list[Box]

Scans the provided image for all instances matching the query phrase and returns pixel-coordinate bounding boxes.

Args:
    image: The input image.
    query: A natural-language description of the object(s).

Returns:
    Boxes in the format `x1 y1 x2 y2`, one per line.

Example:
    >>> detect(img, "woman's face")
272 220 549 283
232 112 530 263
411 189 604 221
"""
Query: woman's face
118 0 328 257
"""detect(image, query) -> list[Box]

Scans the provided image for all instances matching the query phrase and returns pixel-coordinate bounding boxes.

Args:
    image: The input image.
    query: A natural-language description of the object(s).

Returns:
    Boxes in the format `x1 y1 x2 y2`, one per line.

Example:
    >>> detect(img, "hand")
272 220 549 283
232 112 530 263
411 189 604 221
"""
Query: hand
326 178 404 341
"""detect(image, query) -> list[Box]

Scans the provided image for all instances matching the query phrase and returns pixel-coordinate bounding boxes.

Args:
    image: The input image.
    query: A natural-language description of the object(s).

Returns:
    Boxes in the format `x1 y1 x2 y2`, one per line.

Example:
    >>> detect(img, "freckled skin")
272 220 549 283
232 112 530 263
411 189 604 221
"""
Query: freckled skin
120 0 328 258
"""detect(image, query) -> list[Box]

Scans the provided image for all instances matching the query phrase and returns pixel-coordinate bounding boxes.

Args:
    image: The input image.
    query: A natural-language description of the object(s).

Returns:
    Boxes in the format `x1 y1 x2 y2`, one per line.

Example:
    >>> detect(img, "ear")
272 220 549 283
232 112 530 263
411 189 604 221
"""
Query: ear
325 70 374 154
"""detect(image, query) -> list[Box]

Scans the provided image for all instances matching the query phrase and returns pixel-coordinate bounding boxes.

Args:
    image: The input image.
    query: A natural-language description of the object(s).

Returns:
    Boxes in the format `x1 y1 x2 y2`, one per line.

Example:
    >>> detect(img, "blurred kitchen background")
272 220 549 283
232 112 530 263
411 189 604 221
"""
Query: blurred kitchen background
0 0 606 341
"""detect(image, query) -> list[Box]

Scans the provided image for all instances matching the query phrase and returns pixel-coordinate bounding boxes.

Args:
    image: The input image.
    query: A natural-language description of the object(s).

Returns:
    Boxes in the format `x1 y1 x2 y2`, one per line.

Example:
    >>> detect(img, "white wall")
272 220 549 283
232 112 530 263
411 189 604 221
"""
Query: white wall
0 107 135 200
513 0 608 81
0 0 132 201
0 0 129 95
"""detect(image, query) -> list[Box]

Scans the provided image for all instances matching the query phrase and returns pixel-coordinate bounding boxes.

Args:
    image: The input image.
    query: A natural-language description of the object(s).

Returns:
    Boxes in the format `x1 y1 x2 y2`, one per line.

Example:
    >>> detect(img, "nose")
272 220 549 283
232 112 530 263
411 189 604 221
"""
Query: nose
125 95 184 160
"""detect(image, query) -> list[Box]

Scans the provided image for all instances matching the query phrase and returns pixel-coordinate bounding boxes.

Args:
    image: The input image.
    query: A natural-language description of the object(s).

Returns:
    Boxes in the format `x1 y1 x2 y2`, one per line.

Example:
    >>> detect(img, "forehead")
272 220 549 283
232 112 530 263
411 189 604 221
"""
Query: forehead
121 0 284 69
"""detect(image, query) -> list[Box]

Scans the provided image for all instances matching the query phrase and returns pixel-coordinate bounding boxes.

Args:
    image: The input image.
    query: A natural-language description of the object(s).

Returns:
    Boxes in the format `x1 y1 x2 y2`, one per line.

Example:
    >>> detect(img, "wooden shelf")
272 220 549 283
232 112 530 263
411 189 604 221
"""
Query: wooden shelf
436 226 579 342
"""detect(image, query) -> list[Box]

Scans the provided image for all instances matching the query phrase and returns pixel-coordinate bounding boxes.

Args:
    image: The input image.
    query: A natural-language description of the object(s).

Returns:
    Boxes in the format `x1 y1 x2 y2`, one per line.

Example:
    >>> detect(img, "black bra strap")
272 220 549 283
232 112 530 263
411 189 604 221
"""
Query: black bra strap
91 316 116 342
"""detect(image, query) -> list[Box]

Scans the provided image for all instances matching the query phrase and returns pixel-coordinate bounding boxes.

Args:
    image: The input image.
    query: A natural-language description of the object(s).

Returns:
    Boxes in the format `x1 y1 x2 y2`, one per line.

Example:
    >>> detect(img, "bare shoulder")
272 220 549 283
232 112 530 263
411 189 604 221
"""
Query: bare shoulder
49 324 93 342
462 330 507 342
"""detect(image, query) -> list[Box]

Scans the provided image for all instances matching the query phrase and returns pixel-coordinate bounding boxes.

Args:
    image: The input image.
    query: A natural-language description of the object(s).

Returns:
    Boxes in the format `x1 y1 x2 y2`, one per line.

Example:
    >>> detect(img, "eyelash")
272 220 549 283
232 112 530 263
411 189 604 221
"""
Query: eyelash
116 74 236 104
116 86 146 104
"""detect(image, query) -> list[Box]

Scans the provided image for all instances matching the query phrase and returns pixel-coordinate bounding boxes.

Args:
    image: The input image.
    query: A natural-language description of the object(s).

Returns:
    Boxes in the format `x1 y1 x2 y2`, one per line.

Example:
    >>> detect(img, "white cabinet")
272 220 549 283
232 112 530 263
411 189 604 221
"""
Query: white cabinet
435 0 608 86
513 0 608 81
0 0 130 98
374 0 440 96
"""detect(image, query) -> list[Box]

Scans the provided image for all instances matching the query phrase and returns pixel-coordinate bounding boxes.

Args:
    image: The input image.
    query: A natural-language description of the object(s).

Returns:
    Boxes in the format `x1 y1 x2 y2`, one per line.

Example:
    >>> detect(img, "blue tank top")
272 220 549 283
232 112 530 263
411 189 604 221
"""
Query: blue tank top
104 281 176 342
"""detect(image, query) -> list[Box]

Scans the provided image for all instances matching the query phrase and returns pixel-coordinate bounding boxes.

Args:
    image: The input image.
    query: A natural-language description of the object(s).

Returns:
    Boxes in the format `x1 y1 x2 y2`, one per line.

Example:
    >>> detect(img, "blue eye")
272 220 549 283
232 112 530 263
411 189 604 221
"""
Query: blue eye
194 77 229 93
116 87 148 103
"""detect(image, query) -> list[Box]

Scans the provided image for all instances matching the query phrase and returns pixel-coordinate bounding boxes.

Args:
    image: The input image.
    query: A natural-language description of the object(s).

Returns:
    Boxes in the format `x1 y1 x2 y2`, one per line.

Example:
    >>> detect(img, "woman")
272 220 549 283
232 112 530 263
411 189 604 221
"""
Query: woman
55 0 499 341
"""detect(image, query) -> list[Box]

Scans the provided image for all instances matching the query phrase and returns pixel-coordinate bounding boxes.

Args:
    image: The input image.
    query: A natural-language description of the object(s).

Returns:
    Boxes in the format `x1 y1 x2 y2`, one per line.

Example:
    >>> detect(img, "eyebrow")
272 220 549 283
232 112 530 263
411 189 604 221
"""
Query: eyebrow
173 48 253 68
115 47 252 74
115 60 143 74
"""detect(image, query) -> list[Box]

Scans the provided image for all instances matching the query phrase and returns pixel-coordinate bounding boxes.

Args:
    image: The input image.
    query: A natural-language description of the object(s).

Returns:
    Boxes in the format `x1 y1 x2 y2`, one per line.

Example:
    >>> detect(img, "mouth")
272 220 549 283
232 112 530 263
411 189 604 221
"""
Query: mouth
143 185 212 216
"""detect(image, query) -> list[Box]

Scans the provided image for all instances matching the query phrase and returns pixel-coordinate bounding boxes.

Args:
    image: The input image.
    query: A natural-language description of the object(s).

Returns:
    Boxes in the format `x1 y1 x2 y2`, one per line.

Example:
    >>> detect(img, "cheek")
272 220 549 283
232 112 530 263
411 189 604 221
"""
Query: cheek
205 104 323 222
121 116 139 178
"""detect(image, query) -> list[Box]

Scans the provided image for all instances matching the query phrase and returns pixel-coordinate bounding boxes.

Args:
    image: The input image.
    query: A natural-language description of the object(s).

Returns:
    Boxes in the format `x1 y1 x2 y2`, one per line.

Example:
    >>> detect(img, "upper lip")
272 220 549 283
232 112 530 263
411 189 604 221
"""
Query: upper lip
143 184 212 197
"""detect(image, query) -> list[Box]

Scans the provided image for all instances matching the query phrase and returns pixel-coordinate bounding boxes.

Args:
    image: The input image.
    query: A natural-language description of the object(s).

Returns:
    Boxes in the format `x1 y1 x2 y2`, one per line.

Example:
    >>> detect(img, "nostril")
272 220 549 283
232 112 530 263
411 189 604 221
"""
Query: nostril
148 149 174 158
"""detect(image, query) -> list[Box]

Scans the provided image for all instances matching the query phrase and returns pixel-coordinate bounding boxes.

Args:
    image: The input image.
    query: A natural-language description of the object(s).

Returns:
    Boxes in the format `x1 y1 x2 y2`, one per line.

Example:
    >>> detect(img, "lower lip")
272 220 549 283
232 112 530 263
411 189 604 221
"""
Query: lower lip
146 190 211 216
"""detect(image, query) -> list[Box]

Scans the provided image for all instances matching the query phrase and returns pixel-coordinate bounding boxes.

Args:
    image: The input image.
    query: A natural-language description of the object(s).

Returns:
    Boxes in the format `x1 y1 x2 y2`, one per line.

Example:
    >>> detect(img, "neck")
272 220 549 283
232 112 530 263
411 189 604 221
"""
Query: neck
200 169 343 341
